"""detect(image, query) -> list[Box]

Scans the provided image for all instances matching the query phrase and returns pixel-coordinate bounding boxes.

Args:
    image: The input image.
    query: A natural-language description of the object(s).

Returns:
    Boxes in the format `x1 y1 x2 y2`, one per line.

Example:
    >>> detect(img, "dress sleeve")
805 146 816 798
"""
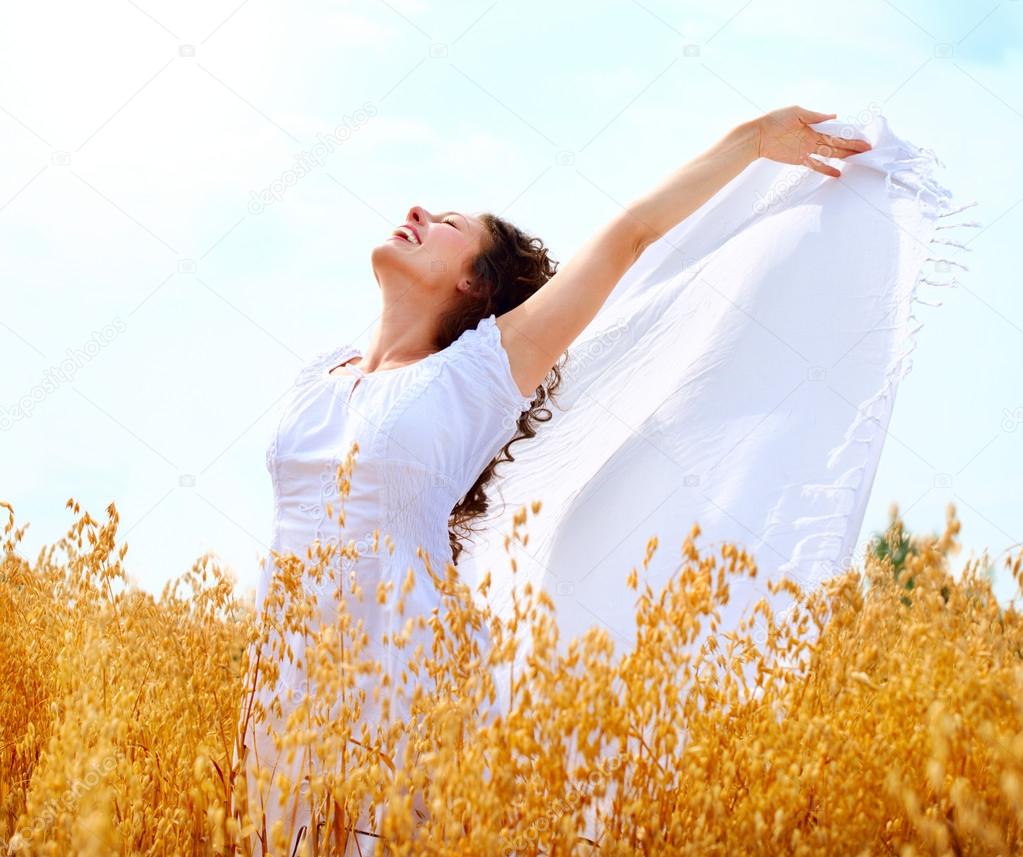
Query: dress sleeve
442 313 536 491
457 314 534 413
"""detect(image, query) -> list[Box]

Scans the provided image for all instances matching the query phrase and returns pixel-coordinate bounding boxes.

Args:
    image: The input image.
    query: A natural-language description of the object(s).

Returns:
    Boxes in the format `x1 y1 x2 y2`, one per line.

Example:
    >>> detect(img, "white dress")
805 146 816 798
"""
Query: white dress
244 313 533 854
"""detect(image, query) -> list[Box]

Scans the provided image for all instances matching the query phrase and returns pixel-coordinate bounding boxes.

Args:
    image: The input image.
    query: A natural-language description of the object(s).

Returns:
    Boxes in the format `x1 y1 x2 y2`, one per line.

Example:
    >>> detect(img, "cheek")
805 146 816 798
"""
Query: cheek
435 235 472 274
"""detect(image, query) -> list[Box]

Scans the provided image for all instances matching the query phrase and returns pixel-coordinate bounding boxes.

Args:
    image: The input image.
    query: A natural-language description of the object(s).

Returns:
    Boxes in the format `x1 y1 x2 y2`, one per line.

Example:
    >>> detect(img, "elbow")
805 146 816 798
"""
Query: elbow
632 227 653 261
620 210 655 261
609 212 650 263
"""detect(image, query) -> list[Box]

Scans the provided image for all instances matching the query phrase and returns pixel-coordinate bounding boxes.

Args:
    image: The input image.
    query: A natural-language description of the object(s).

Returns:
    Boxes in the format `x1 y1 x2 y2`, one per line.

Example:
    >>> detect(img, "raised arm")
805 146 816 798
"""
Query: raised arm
496 105 871 397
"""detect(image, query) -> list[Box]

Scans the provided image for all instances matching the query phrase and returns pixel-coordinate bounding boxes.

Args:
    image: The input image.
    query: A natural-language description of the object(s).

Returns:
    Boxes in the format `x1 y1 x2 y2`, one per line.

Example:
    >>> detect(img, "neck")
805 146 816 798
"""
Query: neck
357 293 442 371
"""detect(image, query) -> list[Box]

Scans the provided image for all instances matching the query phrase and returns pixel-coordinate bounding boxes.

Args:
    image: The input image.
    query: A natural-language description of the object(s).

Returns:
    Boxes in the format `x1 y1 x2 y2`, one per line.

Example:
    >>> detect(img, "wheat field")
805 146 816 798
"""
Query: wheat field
2 461 1021 855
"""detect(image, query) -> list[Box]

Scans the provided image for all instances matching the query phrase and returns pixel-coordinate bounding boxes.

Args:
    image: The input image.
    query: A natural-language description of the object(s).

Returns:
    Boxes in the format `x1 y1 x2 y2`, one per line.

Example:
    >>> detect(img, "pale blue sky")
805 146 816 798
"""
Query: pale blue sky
2 1 1020 605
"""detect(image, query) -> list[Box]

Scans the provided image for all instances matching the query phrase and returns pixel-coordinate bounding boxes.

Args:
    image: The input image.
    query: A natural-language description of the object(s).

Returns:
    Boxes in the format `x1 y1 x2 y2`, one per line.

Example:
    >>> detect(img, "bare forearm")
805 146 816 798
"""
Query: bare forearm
503 106 858 392
625 119 759 253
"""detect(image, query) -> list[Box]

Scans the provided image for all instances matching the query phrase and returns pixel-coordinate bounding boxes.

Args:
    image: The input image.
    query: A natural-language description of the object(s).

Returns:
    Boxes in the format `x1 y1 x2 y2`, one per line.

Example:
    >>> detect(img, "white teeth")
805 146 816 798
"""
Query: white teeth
394 225 420 245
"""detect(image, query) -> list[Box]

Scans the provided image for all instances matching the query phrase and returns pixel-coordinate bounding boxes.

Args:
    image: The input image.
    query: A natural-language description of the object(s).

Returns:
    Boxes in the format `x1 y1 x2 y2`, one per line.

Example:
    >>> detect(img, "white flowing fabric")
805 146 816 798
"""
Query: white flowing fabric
458 114 975 687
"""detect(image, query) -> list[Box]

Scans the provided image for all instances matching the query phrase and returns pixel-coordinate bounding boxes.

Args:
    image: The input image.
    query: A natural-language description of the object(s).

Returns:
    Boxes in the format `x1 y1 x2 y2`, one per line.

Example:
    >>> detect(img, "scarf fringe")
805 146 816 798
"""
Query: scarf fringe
778 133 973 583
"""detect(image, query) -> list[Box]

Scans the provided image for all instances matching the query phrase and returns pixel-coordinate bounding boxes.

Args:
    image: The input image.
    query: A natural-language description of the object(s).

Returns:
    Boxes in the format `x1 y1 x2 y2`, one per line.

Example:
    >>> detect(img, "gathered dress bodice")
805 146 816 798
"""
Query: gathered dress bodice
245 312 534 854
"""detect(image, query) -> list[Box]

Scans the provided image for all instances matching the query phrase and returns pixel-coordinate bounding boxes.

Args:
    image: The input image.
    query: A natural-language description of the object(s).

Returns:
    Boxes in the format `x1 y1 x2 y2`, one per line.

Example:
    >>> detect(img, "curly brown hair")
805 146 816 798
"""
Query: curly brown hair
433 212 567 565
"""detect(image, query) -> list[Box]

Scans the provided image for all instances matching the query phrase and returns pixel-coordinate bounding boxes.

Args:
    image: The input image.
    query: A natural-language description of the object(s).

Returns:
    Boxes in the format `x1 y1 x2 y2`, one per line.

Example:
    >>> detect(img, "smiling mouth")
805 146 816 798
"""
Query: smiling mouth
391 224 421 245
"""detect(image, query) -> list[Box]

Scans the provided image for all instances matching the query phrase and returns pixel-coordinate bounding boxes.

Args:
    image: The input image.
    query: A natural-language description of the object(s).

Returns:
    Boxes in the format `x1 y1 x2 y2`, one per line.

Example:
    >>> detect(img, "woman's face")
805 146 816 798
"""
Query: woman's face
371 205 488 300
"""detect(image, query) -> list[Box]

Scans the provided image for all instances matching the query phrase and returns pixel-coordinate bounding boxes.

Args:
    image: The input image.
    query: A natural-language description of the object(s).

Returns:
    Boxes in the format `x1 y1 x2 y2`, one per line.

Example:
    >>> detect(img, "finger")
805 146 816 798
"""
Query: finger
814 142 870 160
798 108 837 124
801 152 841 178
816 132 872 152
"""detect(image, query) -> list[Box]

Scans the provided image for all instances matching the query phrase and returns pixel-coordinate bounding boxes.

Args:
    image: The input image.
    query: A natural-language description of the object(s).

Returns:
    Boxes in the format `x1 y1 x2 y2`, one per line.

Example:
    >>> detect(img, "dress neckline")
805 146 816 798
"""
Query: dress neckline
322 345 444 381
320 313 502 383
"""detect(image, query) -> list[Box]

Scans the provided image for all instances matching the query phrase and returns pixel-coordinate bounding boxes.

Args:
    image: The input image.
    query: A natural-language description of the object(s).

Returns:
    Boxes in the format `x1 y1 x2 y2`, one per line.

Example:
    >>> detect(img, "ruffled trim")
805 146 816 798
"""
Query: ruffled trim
458 314 535 413
292 344 358 388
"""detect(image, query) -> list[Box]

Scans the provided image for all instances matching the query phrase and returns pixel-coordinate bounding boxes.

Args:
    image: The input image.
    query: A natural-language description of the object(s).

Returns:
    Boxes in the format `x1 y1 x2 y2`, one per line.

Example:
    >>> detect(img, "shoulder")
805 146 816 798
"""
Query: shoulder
490 310 551 402
446 314 534 412
451 313 504 354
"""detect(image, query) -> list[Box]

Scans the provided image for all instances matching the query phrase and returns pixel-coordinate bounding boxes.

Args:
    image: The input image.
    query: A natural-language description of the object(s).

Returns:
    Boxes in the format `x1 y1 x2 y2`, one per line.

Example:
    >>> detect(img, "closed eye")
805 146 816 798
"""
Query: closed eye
438 211 466 230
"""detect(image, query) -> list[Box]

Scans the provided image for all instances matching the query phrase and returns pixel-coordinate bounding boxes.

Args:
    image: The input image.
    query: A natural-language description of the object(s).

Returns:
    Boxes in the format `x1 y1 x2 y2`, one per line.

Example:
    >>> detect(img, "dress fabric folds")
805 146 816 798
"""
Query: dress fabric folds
457 114 975 680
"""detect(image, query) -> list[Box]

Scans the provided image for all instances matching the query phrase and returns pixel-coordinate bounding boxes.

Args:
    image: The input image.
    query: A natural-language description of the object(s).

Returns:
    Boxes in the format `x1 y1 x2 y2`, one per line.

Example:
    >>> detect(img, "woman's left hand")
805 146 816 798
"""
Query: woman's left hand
753 105 872 178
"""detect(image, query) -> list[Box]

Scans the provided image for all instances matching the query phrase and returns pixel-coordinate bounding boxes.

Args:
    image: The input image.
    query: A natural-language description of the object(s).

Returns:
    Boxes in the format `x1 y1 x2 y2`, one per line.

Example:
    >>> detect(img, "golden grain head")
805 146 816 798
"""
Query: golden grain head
0 487 1020 856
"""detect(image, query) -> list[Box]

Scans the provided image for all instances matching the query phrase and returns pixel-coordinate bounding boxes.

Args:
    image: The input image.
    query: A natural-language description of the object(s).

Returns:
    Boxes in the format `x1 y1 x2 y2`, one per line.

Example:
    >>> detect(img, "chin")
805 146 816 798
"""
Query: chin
370 241 398 267
370 242 412 282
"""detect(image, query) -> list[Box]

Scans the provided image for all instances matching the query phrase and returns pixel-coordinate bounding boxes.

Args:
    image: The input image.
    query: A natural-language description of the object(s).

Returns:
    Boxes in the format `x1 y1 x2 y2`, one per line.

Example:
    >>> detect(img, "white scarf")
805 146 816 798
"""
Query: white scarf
459 114 977 680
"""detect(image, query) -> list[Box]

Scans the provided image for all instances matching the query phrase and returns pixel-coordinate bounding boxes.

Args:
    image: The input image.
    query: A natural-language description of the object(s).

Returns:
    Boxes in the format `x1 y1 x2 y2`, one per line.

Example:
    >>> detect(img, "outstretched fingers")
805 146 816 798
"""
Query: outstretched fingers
801 152 842 178
799 127 873 178
816 131 872 154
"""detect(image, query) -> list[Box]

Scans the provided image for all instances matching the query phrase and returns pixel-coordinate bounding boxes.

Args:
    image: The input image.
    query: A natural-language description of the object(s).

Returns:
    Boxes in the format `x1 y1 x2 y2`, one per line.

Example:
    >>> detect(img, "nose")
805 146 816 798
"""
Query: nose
406 205 430 226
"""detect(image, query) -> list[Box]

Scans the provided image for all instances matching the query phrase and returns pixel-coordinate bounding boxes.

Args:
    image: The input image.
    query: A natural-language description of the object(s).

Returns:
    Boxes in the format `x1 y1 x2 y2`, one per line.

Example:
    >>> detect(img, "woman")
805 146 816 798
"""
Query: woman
242 105 871 853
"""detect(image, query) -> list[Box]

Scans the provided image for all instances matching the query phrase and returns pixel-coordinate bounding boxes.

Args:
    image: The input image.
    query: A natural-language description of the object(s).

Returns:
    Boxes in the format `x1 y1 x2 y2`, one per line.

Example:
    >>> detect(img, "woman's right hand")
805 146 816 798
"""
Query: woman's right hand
753 105 872 178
